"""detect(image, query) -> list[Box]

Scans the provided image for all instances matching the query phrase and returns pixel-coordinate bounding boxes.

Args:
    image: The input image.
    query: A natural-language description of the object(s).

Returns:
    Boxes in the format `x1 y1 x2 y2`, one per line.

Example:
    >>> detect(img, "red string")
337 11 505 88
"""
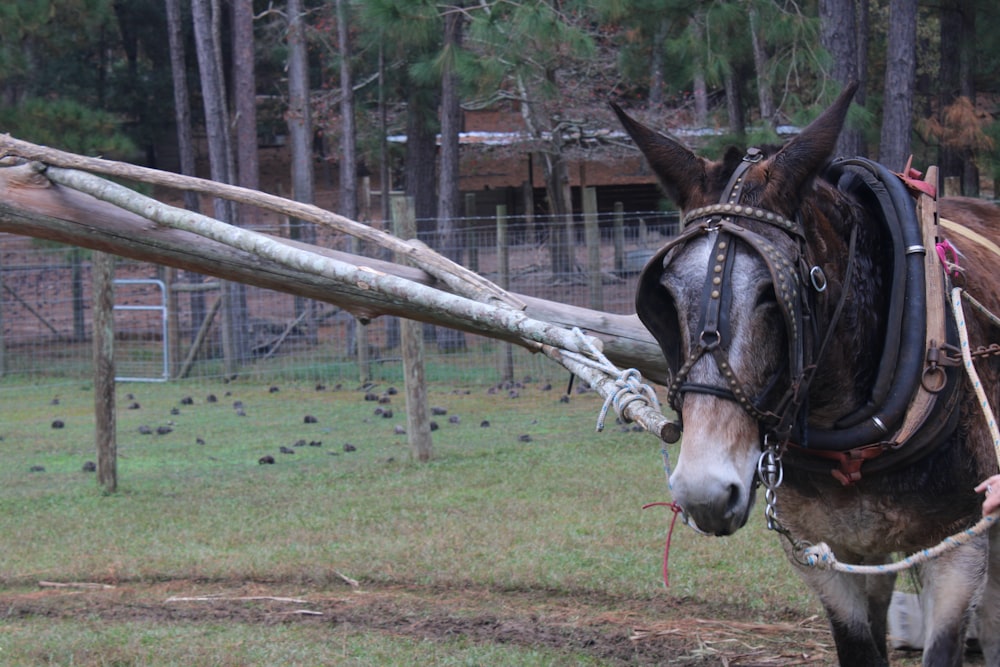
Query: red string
642 501 683 587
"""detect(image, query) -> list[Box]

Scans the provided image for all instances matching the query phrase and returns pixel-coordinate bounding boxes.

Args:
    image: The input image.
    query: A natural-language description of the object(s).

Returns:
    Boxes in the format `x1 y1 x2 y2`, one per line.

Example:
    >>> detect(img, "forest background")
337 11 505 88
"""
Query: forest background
0 0 998 372
2 0 998 216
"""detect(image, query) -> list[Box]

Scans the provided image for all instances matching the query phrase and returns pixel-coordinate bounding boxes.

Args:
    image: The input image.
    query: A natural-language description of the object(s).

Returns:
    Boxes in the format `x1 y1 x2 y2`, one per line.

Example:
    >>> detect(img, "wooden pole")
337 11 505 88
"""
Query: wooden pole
0 249 5 378
165 267 182 378
583 187 602 311
612 201 625 276
92 251 117 493
464 192 478 273
391 195 432 462
496 204 514 382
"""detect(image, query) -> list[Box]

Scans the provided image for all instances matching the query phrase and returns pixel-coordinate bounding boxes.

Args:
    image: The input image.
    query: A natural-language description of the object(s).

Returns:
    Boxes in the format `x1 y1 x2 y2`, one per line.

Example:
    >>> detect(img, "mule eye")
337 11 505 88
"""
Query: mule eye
755 286 778 309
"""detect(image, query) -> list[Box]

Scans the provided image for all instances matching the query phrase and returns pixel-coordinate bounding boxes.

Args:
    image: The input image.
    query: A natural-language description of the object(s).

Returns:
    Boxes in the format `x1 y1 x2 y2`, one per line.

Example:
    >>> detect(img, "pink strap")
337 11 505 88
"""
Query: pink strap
936 239 961 277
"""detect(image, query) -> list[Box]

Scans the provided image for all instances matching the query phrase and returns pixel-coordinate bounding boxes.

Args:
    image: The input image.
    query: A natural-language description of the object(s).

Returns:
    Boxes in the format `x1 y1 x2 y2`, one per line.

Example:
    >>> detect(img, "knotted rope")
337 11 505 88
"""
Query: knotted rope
801 286 1000 573
562 328 666 435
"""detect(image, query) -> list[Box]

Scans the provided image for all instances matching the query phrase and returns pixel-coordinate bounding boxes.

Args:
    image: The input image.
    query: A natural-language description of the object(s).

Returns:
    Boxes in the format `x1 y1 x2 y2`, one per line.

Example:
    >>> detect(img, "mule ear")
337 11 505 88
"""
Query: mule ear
771 81 858 193
611 102 706 210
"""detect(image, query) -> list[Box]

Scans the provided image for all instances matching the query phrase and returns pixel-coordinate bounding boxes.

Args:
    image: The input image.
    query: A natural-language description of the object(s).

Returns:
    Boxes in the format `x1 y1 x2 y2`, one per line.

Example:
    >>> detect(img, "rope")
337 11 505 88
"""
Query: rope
953 287 1000 461
800 286 1000 574
565 328 663 433
802 515 998 573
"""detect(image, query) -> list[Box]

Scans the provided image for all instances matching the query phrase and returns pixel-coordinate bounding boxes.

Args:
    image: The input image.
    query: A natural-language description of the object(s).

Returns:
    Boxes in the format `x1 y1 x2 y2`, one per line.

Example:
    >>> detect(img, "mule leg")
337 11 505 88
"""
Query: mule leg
918 537 986 667
866 572 896 662
796 562 895 667
977 523 1000 665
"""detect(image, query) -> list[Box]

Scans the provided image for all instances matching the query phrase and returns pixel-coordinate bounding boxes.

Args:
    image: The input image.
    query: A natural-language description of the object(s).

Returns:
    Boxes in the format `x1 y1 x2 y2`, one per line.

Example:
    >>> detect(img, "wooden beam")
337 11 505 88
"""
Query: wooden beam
0 162 668 384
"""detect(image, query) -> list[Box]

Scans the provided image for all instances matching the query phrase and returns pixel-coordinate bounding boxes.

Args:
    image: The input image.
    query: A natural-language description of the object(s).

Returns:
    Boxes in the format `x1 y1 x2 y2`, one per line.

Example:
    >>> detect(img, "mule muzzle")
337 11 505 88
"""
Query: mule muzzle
671 476 757 537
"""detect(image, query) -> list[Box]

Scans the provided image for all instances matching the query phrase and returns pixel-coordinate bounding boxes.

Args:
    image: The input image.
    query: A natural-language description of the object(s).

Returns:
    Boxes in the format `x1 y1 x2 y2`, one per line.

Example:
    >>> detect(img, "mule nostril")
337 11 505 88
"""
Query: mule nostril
725 484 742 515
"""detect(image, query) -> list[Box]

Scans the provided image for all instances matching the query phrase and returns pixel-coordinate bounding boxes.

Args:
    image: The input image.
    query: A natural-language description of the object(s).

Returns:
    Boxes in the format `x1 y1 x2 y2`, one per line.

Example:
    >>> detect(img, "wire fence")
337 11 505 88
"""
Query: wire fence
0 210 677 394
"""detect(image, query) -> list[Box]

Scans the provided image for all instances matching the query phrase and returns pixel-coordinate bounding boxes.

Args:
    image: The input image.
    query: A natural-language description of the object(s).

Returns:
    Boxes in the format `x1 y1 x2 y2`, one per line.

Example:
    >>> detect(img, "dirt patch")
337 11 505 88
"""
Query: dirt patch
1 579 849 665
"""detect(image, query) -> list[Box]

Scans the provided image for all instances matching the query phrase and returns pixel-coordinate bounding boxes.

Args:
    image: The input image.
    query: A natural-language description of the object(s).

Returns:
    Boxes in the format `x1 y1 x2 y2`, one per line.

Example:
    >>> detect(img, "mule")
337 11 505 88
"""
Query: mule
614 83 1000 666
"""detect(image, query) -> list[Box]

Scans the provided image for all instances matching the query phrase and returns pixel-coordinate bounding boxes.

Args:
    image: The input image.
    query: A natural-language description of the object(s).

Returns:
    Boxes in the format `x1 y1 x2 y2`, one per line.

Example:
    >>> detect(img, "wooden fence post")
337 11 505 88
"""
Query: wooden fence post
165 267 181 378
612 201 625 276
464 192 478 273
92 251 117 493
496 204 514 382
0 250 5 378
583 187 602 311
391 195 432 462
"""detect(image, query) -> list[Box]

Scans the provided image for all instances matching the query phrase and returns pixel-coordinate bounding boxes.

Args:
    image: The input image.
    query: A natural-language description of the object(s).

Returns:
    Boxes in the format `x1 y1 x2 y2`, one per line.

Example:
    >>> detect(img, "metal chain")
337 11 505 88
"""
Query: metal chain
757 438 815 565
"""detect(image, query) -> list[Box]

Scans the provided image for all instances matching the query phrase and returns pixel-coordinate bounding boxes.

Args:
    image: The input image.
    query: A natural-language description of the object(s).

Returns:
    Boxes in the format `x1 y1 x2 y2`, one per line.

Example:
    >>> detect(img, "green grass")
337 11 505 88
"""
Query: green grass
0 377 821 664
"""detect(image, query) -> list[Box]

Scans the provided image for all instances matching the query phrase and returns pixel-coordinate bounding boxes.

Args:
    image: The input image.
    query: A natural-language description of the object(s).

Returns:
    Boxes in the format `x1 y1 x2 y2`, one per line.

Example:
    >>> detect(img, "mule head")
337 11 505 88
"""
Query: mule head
615 83 857 536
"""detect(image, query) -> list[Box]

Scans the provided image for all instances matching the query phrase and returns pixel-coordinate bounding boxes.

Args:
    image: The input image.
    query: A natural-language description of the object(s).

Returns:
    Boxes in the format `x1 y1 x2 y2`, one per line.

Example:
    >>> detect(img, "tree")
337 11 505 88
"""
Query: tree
434 3 468 353
286 0 319 341
466 1 601 278
336 0 357 221
191 0 251 371
937 0 979 194
165 0 208 363
437 3 463 251
819 0 863 156
878 0 918 170
232 0 261 225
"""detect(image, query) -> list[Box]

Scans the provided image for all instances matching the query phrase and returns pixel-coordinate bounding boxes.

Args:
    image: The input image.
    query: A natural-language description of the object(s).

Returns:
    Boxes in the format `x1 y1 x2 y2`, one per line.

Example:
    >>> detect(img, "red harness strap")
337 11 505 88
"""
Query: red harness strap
785 442 889 486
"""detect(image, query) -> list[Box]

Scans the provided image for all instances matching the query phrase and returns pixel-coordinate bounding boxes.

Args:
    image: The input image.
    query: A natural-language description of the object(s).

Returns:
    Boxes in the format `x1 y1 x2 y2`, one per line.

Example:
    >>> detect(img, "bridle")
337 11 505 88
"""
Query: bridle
639 148 848 445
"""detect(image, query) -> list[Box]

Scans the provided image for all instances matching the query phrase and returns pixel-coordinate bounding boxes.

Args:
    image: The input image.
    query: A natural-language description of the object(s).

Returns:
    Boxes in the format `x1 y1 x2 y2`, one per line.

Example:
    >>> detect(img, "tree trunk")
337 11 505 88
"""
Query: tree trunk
437 5 463 254
541 151 573 279
336 0 357 221
691 14 709 127
165 0 206 345
232 0 260 227
649 17 668 107
287 0 318 343
938 2 961 183
191 0 248 372
724 67 745 138
819 0 863 157
958 0 979 196
436 4 467 353
405 87 439 231
336 0 365 367
747 4 773 125
878 0 917 171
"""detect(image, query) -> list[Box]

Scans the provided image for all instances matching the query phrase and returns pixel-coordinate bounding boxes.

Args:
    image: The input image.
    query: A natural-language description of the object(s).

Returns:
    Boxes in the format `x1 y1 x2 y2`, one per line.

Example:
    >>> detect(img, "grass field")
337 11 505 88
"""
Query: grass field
0 375 936 666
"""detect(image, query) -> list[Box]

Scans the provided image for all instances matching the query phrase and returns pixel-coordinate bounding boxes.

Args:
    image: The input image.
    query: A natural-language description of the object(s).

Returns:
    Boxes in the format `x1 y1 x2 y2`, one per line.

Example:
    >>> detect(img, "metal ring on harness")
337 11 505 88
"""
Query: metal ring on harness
810 266 828 292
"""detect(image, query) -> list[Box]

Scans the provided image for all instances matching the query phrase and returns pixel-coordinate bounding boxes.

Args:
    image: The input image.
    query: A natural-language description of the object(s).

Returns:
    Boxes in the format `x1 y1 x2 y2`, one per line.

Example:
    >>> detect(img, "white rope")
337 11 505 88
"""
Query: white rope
564 328 663 433
801 286 1000 574
953 287 1000 457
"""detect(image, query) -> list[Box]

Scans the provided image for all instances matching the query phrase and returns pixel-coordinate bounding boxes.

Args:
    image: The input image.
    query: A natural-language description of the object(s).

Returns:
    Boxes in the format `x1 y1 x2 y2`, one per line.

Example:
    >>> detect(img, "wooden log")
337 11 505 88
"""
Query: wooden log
0 162 668 384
